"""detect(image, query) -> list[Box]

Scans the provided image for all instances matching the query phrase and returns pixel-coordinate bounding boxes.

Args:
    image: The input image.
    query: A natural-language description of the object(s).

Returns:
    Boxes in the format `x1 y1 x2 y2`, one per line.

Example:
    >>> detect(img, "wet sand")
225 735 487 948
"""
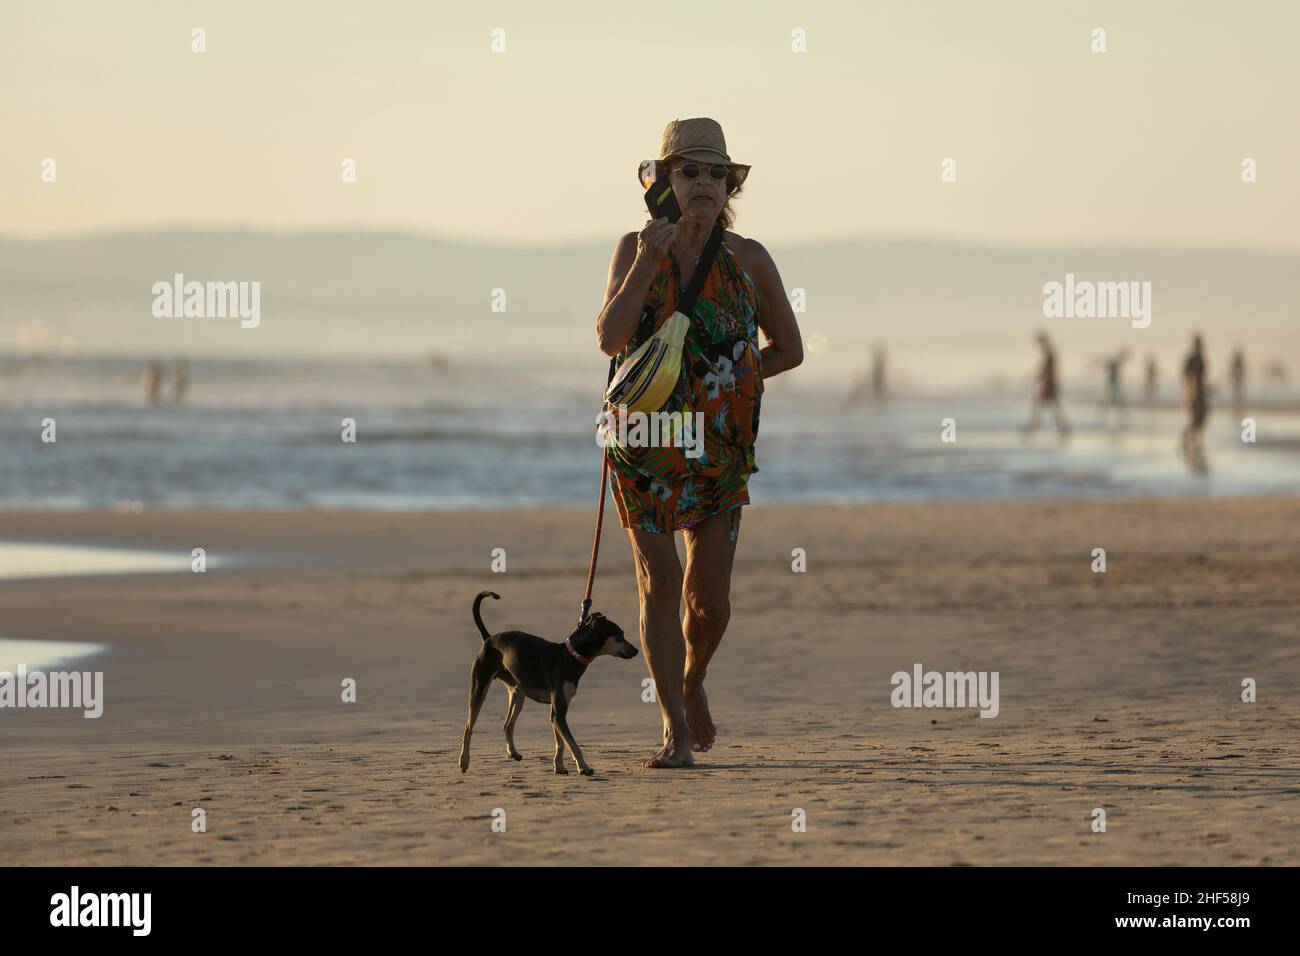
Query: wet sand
1 498 1298 865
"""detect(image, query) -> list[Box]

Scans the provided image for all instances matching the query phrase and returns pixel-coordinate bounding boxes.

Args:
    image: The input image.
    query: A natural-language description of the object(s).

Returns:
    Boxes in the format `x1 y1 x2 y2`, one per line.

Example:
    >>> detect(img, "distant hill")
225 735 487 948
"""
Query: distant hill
2 229 1296 390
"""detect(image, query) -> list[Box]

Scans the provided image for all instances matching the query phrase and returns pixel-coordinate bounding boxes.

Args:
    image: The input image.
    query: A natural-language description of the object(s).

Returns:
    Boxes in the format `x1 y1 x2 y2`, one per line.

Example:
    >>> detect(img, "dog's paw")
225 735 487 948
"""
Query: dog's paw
580 767 595 777
508 753 523 761
553 766 568 775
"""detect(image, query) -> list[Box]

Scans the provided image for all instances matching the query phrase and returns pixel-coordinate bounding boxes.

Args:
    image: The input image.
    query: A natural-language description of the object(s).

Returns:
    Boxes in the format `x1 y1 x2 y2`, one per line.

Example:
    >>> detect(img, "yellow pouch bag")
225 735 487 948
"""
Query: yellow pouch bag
605 310 690 414
604 224 723 415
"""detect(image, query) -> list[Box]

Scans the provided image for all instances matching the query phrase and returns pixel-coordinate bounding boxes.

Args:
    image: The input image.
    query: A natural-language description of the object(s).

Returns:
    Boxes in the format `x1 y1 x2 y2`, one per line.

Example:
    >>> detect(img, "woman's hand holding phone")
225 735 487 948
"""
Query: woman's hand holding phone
637 217 676 265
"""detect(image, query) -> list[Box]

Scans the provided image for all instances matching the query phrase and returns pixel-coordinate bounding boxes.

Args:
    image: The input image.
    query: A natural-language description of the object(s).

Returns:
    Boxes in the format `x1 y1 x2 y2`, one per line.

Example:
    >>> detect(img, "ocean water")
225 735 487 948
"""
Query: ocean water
1 355 1297 510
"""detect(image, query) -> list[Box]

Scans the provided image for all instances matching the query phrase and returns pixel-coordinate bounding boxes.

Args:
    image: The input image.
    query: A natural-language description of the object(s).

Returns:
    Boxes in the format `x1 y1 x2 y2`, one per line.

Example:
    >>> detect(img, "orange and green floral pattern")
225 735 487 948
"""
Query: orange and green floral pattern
607 239 764 533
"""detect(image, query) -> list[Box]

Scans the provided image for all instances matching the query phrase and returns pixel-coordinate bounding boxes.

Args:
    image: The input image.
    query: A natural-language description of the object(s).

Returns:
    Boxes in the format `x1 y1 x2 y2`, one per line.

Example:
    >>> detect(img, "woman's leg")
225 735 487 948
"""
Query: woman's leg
1022 399 1042 435
680 507 741 752
1049 399 1070 436
626 526 693 768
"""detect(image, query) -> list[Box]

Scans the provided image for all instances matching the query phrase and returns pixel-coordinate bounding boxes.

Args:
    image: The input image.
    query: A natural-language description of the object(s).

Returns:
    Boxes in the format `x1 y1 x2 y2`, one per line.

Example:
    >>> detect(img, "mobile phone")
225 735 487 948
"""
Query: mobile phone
644 177 682 223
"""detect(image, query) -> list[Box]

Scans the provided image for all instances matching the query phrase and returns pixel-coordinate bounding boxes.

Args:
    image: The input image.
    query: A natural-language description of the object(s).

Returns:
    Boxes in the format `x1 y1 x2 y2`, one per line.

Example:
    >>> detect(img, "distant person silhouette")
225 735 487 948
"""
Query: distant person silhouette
141 359 164 404
1143 354 1158 406
1023 332 1070 439
1229 346 1246 411
1181 334 1209 458
870 343 888 403
1092 348 1131 428
171 358 190 403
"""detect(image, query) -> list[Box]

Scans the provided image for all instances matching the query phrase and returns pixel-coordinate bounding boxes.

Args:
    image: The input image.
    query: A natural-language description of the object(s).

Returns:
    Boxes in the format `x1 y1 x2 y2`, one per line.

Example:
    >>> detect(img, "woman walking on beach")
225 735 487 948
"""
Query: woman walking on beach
1181 334 1209 458
1023 332 1070 439
595 118 803 768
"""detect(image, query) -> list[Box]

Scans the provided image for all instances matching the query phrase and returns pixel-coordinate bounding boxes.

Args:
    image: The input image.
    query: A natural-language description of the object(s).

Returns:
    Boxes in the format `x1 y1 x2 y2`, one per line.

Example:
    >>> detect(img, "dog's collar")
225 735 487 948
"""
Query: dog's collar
565 638 592 665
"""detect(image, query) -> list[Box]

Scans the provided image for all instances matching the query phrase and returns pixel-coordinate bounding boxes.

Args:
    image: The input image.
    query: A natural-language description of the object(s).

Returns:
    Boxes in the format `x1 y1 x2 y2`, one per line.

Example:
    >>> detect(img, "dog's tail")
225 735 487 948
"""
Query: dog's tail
473 590 500 642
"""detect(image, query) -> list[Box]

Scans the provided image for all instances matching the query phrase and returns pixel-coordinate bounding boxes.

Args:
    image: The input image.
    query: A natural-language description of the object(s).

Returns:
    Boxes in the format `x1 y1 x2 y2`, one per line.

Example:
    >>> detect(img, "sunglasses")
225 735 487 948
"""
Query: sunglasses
672 162 730 181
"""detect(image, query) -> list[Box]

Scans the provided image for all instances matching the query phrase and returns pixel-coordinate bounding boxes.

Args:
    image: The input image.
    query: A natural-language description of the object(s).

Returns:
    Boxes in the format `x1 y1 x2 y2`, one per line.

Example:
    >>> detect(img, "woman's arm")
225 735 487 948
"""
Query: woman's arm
595 219 677 356
746 239 804 378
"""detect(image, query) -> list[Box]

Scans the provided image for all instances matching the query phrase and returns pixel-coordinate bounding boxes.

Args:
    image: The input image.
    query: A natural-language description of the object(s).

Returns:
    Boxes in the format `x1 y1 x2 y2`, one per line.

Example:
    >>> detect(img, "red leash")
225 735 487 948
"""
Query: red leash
579 449 609 624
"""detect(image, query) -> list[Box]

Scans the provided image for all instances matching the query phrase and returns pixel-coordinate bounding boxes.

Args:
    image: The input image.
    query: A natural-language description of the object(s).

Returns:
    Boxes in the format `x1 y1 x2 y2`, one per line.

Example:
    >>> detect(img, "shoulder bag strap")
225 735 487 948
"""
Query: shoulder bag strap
676 223 724 317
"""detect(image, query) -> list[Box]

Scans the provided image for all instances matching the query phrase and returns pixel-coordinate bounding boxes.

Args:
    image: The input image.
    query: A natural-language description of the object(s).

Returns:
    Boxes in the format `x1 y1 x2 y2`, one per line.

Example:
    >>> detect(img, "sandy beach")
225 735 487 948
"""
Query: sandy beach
1 498 1298 866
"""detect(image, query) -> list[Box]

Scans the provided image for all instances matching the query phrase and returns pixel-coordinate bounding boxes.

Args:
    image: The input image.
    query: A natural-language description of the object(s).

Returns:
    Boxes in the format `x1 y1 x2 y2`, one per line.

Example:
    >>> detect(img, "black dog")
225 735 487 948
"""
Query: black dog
457 591 638 776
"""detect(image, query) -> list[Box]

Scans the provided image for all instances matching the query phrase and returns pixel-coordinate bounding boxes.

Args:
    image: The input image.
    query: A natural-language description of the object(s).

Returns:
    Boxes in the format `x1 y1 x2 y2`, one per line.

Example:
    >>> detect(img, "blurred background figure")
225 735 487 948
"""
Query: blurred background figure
141 359 164 404
1092 348 1131 429
1023 332 1070 439
1229 346 1246 412
1143 354 1158 406
847 343 888 405
870 343 888 404
171 357 190 403
1181 334 1209 462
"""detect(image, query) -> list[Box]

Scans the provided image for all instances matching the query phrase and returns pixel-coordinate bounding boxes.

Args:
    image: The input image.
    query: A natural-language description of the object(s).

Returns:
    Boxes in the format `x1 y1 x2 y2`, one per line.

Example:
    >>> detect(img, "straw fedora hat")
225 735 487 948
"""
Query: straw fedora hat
639 117 750 192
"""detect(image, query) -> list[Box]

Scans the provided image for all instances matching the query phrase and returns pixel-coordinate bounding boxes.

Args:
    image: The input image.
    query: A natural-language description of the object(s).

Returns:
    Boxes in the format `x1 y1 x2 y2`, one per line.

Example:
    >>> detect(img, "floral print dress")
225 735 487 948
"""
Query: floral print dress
607 237 764 533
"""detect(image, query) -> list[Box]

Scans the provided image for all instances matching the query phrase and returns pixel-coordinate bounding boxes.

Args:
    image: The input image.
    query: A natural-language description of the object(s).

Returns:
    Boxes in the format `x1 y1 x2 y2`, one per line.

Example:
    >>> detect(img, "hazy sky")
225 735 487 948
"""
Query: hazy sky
4 0 1297 249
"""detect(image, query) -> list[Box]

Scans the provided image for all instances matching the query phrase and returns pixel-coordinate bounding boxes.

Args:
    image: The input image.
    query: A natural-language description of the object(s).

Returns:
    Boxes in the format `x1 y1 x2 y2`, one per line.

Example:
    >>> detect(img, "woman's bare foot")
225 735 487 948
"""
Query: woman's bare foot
683 679 716 752
643 734 695 769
